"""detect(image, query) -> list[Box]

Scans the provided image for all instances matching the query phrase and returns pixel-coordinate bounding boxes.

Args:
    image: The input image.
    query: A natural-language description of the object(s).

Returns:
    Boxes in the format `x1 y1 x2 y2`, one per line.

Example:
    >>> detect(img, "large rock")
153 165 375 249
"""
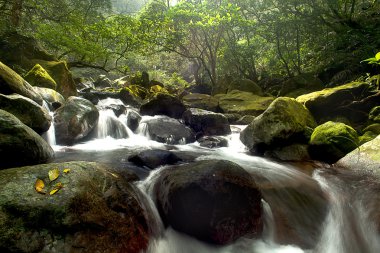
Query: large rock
140 94 186 119
216 90 274 116
33 86 65 109
128 149 182 169
0 61 43 105
0 162 149 253
0 94 51 133
35 60 77 98
182 93 219 112
228 79 264 95
142 116 195 144
296 81 377 124
278 73 323 96
337 135 380 176
0 109 54 169
24 64 57 90
182 108 231 137
54 96 99 145
309 121 359 163
154 159 263 245
240 97 317 153
369 106 380 123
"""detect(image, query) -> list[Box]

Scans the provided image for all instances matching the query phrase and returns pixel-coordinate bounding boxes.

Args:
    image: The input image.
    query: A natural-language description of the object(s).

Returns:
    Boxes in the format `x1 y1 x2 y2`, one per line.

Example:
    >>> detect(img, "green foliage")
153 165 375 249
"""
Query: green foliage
362 52 380 65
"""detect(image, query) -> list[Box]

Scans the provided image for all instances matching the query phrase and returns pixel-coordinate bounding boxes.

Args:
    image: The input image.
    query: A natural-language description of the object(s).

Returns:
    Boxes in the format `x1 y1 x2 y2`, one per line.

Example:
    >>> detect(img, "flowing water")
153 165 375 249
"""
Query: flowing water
49 99 380 253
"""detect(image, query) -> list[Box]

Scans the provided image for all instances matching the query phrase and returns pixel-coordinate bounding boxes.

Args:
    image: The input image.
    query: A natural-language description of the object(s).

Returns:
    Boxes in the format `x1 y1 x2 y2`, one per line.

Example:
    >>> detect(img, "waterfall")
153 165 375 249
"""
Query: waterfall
42 101 56 146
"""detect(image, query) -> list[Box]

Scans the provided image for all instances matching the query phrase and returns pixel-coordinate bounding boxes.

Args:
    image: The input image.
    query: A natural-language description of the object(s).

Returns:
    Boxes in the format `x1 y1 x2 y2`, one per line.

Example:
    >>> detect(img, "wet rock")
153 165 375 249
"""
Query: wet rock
198 136 228 148
235 115 256 125
128 149 182 169
154 159 263 245
24 64 57 90
140 94 186 119
0 61 43 105
240 97 316 154
33 87 65 109
0 109 54 169
0 162 149 253
125 109 141 132
182 93 219 112
182 108 231 137
143 116 195 144
309 121 359 163
265 144 311 161
79 89 142 108
94 74 113 89
0 94 51 134
54 96 99 145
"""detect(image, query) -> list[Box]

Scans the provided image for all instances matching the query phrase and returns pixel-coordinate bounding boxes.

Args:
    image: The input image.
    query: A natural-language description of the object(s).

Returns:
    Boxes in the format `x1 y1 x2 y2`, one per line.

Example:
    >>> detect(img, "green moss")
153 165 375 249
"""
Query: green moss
369 106 380 123
363 123 380 135
24 64 57 90
359 131 378 145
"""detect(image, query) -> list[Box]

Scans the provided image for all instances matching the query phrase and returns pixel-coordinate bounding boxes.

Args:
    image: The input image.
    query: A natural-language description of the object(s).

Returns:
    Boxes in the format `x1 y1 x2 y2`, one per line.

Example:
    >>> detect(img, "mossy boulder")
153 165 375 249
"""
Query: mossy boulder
182 93 219 112
54 96 99 145
34 60 77 98
0 161 149 253
0 109 53 169
0 61 43 105
296 81 376 124
363 123 380 135
216 90 275 116
24 64 57 90
154 159 263 245
0 94 51 134
228 79 264 95
182 108 231 137
240 97 317 153
309 121 359 163
358 131 378 145
33 87 65 110
369 106 380 123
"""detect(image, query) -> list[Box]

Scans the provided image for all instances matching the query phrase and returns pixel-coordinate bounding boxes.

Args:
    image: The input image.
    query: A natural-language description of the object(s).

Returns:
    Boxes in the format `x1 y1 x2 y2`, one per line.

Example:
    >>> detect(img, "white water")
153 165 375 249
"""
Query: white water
42 101 56 146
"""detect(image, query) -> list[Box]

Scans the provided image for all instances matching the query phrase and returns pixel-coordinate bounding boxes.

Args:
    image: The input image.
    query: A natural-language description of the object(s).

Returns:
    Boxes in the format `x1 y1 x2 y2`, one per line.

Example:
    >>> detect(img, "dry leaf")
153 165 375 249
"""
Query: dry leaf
49 188 59 195
35 178 46 194
48 168 60 181
49 182 63 195
63 168 70 174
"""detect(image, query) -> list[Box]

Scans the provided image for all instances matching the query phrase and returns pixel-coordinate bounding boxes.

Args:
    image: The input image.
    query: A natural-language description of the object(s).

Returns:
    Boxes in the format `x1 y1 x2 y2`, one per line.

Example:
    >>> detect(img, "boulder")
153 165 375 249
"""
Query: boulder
235 115 255 125
0 61 43 105
278 73 323 96
182 93 219 112
182 108 231 137
142 116 195 144
94 74 113 89
296 81 377 124
79 89 142 108
140 94 186 119
309 121 359 163
154 159 263 245
216 90 274 116
128 149 182 169
228 79 264 95
33 86 65 109
197 136 228 148
24 64 57 90
0 162 149 253
363 123 380 135
0 94 51 134
265 144 311 161
358 131 378 145
125 108 141 132
240 97 317 153
54 96 99 145
337 135 380 176
369 106 380 123
34 60 77 98
0 109 53 169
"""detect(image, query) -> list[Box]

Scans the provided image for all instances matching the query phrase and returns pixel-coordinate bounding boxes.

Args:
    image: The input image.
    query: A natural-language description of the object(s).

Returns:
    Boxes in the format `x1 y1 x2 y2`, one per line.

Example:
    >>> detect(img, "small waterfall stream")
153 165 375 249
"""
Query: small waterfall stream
50 98 380 253
42 101 56 146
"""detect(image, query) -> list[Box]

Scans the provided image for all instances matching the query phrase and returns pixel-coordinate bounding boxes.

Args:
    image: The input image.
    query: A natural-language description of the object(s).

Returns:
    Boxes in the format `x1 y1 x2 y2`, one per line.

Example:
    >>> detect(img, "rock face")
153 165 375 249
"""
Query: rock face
0 109 54 169
296 81 376 124
24 64 57 90
0 94 52 133
143 116 195 144
240 97 317 153
182 108 231 137
140 94 186 119
216 90 274 116
154 159 263 245
0 162 149 253
337 135 380 176
54 96 99 145
0 61 43 105
182 93 219 112
128 149 182 169
309 121 359 163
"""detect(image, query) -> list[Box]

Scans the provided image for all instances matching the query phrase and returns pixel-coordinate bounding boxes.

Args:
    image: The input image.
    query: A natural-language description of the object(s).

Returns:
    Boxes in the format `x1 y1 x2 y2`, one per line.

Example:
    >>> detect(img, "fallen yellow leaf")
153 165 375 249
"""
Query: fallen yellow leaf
63 168 70 174
49 182 63 195
35 178 46 194
48 168 60 181
49 188 59 195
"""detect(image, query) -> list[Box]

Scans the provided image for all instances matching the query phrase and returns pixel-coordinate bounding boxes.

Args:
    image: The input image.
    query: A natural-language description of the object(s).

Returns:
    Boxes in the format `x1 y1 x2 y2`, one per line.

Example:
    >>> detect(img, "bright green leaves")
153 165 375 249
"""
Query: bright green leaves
362 52 380 65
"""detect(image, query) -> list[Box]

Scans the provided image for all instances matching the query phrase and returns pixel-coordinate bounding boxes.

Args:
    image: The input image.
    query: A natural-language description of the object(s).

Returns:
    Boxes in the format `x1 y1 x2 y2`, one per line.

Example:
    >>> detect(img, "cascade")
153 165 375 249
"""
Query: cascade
42 101 56 146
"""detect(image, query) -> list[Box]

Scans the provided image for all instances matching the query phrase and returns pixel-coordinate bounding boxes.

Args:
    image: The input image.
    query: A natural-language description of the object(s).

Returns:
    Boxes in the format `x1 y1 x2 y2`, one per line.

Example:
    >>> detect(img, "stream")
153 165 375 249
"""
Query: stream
45 99 380 253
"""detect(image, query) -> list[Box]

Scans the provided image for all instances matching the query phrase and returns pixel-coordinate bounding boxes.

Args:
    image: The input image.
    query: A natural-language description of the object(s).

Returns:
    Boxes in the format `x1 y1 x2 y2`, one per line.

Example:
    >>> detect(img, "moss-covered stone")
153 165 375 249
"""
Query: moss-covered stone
0 162 149 253
33 87 65 108
369 106 380 123
24 64 57 90
228 79 264 95
309 121 359 163
363 123 380 135
0 61 43 105
216 90 274 116
240 97 317 152
359 131 378 145
182 93 219 112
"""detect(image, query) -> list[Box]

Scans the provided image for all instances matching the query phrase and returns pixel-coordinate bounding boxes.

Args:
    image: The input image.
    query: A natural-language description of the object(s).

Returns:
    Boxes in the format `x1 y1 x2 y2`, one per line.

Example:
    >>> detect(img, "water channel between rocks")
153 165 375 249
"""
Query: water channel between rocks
46 100 380 253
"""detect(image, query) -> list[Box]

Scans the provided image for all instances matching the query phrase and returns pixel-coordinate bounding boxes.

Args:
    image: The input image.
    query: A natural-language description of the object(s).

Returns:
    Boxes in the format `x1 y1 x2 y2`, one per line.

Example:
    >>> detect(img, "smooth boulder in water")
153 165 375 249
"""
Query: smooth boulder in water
154 159 263 245
128 149 182 169
140 93 186 119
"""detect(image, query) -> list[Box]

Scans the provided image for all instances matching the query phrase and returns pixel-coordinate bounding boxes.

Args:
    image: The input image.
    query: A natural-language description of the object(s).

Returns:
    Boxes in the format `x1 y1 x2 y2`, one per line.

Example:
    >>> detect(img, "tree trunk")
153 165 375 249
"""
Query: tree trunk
10 0 23 28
